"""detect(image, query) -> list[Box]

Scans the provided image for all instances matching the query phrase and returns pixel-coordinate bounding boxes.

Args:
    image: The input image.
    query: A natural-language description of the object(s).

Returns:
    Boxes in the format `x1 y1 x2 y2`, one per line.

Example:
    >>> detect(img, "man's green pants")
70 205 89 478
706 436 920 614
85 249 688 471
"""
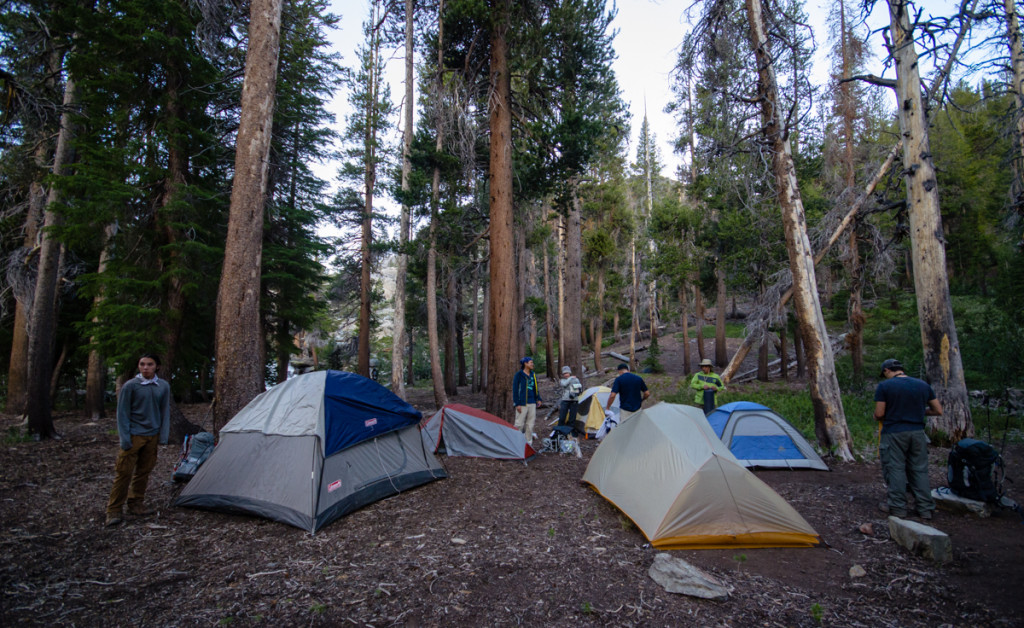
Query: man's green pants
879 429 935 516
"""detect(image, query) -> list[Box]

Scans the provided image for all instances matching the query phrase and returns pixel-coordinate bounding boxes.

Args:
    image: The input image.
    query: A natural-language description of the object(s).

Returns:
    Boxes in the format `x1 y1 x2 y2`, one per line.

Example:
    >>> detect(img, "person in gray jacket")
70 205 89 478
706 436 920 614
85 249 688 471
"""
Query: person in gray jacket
557 366 583 431
105 353 170 526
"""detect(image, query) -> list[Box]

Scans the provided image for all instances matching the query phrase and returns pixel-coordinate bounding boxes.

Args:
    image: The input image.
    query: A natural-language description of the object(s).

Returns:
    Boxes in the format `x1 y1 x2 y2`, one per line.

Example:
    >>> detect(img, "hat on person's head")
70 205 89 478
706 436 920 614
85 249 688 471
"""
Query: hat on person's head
617 363 629 372
520 356 533 366
561 366 572 374
880 358 903 376
699 358 713 367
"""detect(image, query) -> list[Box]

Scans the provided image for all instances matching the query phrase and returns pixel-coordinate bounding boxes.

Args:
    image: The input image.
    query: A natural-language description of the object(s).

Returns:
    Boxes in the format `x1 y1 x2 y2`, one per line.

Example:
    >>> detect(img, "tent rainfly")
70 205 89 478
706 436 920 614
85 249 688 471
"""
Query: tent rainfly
421 403 536 460
176 370 445 532
705 401 828 470
582 402 821 549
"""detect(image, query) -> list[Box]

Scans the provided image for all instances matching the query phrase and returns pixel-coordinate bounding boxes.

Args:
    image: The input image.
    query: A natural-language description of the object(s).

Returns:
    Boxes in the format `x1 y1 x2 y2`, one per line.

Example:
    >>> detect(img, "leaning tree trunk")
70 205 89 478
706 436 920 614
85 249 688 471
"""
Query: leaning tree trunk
746 0 854 460
390 0 415 397
485 0 517 420
888 0 972 443
213 0 283 427
25 75 78 439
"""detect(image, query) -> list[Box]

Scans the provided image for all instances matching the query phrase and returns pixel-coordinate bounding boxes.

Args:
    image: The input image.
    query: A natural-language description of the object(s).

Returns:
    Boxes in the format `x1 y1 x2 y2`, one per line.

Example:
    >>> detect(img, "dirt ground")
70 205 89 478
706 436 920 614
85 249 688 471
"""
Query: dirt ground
2 332 1023 626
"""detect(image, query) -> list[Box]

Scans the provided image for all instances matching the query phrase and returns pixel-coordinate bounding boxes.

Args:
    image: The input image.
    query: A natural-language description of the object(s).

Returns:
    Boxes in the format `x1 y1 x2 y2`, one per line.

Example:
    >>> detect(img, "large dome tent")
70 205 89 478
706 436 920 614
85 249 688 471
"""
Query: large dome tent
176 371 445 532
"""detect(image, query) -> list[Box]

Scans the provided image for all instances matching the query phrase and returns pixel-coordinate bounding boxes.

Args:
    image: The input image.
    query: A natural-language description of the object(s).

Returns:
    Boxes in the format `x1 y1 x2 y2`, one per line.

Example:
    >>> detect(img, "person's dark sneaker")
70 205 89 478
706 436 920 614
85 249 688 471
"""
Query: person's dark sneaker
918 510 933 521
105 514 124 527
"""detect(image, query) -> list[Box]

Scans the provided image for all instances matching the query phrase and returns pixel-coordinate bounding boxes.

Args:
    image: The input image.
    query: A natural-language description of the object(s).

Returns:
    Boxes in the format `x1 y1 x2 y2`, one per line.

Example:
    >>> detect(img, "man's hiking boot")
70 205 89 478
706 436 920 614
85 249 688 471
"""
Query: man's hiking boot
918 510 933 521
127 503 156 516
878 502 907 518
105 514 124 527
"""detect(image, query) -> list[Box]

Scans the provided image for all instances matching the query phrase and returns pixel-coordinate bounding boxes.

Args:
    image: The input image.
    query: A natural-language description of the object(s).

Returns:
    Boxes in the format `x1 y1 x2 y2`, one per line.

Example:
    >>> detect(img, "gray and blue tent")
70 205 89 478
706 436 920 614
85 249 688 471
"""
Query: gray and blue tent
176 370 446 531
705 401 828 470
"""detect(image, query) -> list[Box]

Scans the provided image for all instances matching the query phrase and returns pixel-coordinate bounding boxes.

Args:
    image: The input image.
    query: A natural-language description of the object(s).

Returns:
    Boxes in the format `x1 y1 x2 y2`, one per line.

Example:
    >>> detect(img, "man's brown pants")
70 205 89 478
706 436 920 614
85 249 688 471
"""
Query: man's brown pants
106 435 159 515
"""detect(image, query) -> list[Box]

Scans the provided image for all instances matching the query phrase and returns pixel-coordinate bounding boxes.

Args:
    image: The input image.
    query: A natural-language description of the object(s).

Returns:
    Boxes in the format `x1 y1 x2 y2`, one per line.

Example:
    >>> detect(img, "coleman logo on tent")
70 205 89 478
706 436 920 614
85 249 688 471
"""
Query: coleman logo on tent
365 418 378 427
328 479 342 493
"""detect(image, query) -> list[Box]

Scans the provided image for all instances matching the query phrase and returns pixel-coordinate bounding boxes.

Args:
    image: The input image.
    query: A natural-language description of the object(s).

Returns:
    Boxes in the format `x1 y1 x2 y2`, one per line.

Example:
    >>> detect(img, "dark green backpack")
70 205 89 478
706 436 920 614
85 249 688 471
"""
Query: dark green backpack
947 439 1004 503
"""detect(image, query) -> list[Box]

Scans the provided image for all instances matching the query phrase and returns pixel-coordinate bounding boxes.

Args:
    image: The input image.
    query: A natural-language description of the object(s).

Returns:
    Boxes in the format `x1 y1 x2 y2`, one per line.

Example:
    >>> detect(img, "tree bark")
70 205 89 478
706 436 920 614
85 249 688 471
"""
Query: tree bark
679 283 691 374
887 0 972 443
562 184 583 375
444 265 458 395
715 263 727 366
485 0 517 420
390 0 415 396
357 4 382 378
426 153 448 407
594 269 605 373
746 0 854 460
213 0 283 427
1005 0 1024 224
543 241 556 379
85 222 118 419
471 265 480 392
694 284 705 361
25 75 77 439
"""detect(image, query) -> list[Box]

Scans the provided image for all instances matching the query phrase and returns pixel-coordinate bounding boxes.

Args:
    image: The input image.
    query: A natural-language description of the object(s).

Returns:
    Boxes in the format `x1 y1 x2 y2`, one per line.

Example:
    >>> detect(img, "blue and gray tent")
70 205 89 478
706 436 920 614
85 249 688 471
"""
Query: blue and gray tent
704 401 828 471
176 371 446 531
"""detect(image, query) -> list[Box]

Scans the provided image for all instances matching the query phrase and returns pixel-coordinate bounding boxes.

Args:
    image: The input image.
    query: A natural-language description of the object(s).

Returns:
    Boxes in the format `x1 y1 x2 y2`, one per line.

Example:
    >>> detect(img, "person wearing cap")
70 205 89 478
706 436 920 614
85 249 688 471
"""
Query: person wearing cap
513 356 543 443
874 358 943 520
557 365 583 431
607 363 649 422
690 358 725 415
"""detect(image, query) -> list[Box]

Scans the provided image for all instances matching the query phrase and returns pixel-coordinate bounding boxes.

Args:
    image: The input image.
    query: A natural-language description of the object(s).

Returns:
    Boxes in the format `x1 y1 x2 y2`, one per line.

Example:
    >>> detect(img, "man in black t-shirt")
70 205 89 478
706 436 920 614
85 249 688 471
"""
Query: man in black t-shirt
873 358 943 520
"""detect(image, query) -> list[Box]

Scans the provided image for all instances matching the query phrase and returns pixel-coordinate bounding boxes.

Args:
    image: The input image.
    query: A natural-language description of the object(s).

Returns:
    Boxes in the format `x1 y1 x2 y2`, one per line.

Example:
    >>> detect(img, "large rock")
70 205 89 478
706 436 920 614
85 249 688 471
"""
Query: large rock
888 516 952 563
648 553 730 601
932 487 992 518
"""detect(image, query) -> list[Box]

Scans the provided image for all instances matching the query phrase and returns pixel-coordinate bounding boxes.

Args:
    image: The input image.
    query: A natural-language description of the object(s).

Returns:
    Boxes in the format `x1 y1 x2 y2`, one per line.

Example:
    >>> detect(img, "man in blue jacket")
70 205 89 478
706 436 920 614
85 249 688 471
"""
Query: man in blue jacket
513 356 543 444
105 353 170 526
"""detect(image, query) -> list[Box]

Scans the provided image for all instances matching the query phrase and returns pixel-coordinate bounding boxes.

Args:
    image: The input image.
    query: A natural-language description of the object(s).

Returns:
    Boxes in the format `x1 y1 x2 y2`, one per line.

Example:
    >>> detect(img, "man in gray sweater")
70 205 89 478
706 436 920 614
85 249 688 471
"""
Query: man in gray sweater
105 354 171 527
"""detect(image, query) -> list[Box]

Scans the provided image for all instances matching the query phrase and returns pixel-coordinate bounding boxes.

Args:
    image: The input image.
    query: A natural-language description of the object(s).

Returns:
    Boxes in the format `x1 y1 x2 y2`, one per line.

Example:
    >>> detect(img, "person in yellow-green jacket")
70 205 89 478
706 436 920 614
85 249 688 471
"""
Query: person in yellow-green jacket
690 358 725 415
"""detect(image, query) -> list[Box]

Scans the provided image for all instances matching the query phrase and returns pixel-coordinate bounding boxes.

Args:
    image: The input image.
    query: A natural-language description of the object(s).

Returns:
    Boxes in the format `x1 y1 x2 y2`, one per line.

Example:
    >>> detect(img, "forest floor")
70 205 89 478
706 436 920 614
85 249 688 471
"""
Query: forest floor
2 331 1023 626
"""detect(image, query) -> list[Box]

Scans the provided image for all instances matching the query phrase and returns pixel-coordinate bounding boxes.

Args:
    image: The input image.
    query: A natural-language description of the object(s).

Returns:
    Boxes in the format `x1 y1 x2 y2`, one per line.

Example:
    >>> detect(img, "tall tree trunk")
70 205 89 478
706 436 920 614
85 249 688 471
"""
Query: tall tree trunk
594 269 605 373
888 0 972 442
847 228 865 379
426 1 447 408
694 284 706 361
471 265 480 392
456 279 467 387
213 0 283 427
481 279 490 392
1004 0 1024 223
85 222 118 419
629 231 637 368
543 241 556 379
25 75 78 438
562 184 583 375
679 283 691 374
444 265 458 395
485 0 517 420
427 156 448 407
779 315 789 381
746 0 853 460
556 214 566 373
8 141 50 415
357 4 382 378
390 0 415 396
157 75 188 385
715 263 727 366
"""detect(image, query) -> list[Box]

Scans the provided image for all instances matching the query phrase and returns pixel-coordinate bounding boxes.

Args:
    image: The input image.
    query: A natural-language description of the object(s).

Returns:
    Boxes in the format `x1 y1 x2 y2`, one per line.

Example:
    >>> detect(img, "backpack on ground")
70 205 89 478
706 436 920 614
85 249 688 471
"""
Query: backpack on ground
172 431 216 482
947 438 1004 503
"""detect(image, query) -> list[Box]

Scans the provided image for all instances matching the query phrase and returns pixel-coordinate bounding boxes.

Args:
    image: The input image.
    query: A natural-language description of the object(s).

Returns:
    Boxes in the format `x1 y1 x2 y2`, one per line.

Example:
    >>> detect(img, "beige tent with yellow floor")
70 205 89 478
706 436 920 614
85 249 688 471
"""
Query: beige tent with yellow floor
575 386 619 437
582 402 820 549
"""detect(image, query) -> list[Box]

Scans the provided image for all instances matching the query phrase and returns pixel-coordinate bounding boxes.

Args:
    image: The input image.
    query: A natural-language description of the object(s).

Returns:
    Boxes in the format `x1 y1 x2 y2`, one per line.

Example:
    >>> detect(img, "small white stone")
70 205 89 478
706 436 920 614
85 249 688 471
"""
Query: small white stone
849 565 867 578
451 537 467 545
